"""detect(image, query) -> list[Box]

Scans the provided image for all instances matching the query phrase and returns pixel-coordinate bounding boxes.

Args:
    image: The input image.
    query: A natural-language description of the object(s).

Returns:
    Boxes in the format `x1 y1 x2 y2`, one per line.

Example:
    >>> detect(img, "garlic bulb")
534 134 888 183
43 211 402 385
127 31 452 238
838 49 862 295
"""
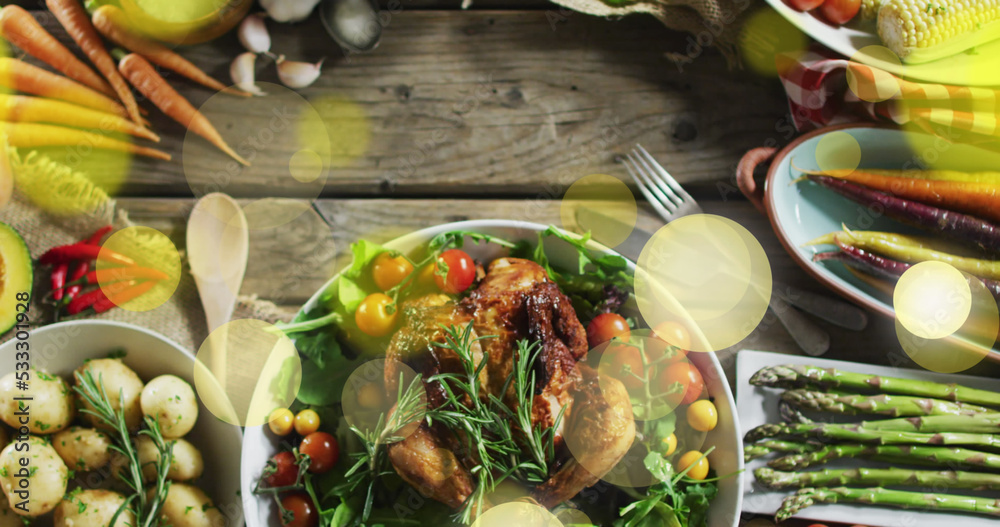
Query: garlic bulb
276 55 325 89
260 0 322 23
238 13 270 53
230 52 266 96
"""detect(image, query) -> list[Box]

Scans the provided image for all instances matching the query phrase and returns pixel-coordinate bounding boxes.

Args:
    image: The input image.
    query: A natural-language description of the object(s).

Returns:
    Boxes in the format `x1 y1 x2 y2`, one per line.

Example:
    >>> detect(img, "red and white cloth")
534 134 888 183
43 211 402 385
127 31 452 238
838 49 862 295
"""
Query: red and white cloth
777 47 1000 144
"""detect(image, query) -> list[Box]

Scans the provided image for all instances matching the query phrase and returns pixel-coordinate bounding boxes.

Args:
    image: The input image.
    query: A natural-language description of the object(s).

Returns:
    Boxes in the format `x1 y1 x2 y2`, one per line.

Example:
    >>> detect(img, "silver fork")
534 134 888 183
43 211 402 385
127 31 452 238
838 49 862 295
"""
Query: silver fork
621 144 702 222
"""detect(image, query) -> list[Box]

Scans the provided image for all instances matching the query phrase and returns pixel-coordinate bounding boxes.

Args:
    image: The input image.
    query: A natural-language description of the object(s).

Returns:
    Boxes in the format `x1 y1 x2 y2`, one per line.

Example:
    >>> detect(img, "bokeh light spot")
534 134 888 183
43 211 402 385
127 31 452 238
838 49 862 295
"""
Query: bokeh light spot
635 214 771 352
815 131 862 177
848 46 903 103
739 7 808 77
560 174 637 248
471 502 562 527
300 94 370 168
289 149 324 183
341 359 425 443
193 319 301 427
97 226 181 312
894 261 970 339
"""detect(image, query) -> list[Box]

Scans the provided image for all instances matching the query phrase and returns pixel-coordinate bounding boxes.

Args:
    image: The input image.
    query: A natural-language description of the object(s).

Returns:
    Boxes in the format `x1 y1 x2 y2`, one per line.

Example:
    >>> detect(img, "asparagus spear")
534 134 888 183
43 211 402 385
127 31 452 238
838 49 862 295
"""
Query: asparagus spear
775 487 1000 522
782 389 994 417
745 422 1000 449
768 443 1000 471
755 466 1000 490
751 365 1000 407
744 439 821 461
861 414 1000 434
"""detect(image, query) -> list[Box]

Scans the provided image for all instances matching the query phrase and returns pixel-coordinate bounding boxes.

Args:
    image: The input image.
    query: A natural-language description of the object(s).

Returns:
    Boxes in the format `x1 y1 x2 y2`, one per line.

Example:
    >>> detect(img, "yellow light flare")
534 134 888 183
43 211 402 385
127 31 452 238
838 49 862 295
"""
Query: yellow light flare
97 226 181 312
815 131 862 177
193 319 302 427
560 173 637 249
341 359 425 443
739 7 808 77
471 502 563 527
848 46 903 103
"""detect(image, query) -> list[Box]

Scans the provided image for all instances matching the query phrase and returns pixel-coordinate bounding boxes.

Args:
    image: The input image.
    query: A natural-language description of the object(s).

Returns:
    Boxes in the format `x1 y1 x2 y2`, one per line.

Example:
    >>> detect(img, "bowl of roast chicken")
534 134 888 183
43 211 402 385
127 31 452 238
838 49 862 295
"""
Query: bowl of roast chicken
240 220 743 527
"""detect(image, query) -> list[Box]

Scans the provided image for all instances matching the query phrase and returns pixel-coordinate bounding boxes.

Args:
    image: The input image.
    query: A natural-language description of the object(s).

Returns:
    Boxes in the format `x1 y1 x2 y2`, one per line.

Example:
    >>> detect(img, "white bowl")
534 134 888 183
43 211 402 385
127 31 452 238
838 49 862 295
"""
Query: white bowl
0 320 244 525
241 220 743 527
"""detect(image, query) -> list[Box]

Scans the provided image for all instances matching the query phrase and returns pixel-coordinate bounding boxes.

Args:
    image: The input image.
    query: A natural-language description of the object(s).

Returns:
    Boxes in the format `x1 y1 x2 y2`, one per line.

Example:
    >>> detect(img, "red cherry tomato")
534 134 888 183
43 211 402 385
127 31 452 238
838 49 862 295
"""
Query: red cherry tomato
587 313 631 348
658 361 705 405
281 492 317 527
786 0 824 10
819 0 860 24
264 451 297 488
299 431 339 474
601 345 648 390
434 249 476 294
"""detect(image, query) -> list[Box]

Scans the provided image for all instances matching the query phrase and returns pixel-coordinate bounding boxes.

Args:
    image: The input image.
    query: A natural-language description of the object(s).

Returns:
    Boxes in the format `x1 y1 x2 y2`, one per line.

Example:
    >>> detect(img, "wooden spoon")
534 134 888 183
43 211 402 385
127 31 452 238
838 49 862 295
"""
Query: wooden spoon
187 193 248 389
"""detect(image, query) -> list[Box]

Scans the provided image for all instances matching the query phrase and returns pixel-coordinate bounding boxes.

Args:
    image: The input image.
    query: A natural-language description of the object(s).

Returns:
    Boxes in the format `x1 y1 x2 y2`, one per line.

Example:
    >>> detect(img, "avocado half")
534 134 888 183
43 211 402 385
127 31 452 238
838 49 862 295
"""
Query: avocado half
0 222 32 334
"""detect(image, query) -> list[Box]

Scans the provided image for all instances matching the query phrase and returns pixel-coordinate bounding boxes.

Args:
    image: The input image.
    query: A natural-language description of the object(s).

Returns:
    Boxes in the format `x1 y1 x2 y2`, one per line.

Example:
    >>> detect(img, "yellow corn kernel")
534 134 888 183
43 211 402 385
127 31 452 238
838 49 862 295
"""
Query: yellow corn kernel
878 0 1000 63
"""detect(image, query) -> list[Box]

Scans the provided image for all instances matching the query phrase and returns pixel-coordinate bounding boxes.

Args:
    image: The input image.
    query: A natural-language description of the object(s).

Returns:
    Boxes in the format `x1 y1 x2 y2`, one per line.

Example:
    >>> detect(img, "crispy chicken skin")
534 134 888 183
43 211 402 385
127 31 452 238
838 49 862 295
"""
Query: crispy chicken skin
383 257 635 513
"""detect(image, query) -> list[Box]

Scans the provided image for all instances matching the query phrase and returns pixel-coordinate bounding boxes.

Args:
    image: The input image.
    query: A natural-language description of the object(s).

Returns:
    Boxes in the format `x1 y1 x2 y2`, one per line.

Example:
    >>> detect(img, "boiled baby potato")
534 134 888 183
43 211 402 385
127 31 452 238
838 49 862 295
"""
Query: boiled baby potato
140 375 198 438
136 435 204 482
52 426 112 472
55 489 135 527
157 483 225 527
74 359 144 431
0 369 74 434
0 436 68 516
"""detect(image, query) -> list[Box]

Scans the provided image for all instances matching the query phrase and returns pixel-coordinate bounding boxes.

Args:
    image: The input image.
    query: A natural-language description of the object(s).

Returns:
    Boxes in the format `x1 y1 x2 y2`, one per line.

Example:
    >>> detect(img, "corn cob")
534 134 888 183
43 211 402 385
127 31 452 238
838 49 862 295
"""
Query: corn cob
861 0 881 20
878 0 1000 63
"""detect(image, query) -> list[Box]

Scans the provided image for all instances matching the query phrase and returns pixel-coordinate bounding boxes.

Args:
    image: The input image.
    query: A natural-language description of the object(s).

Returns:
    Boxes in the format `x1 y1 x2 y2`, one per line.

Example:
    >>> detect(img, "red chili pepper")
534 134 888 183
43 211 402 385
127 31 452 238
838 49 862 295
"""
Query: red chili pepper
65 261 90 301
65 287 109 315
39 243 135 267
93 280 156 313
50 263 69 302
84 266 170 285
86 225 113 246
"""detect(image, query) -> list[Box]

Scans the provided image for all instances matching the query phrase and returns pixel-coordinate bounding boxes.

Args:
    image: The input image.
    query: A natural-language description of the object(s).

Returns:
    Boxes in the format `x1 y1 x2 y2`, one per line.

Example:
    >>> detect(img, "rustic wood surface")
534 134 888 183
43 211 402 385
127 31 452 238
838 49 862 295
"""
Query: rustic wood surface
29 10 788 198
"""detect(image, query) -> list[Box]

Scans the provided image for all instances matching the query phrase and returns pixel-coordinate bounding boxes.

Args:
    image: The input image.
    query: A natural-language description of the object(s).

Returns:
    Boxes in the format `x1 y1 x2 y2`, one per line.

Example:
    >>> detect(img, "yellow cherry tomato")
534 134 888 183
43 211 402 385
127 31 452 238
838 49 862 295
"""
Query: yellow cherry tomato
267 408 294 437
661 433 678 456
294 409 321 436
355 293 398 337
356 382 385 410
372 253 414 291
687 399 719 432
676 450 709 480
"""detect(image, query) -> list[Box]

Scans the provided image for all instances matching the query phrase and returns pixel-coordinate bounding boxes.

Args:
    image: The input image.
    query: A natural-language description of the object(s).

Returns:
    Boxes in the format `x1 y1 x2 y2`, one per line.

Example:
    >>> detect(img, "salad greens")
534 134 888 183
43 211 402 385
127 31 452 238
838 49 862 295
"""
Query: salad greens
258 227 727 527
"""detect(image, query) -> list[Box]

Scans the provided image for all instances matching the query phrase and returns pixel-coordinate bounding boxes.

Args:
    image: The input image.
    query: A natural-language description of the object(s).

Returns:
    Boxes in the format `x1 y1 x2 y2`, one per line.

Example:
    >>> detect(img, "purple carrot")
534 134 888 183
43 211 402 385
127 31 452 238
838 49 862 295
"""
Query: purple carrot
807 175 1000 254
814 245 1000 301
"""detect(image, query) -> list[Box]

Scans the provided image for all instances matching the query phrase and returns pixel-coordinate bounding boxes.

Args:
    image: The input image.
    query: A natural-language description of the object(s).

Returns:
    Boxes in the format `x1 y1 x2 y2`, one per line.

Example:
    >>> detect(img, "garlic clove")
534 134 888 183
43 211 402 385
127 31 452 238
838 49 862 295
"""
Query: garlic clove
238 13 271 54
276 56 325 89
230 52 267 96
260 0 322 23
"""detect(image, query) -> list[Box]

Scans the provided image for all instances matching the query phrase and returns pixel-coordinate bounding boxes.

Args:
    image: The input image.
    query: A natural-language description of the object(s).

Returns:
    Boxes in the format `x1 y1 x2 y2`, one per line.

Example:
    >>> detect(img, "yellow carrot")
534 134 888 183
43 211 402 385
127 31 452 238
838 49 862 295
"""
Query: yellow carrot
0 94 158 141
0 58 130 119
1 122 170 161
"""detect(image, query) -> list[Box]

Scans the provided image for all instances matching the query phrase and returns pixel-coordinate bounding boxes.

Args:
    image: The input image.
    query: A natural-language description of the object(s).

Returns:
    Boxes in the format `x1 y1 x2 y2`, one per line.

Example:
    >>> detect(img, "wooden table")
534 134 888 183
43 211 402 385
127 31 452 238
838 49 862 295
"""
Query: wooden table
20 3 1000 526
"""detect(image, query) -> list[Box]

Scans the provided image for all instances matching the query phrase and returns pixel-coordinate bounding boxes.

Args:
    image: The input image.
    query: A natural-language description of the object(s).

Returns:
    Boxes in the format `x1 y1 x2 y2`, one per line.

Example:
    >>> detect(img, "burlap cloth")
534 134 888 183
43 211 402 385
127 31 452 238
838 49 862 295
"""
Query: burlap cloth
547 0 755 65
1 193 287 352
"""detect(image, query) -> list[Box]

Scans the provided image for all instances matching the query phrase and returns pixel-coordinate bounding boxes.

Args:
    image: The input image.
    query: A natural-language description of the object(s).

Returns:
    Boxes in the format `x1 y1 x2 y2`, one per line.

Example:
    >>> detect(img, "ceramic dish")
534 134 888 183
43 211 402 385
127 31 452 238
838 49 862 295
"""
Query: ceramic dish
763 0 1000 86
240 219 744 527
0 320 244 525
737 349 999 526
737 124 1000 357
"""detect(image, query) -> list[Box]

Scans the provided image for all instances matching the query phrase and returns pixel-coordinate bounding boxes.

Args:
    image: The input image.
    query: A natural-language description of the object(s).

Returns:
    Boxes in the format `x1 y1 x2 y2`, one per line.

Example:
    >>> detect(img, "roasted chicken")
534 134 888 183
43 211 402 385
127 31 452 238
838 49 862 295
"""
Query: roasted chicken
384 258 635 512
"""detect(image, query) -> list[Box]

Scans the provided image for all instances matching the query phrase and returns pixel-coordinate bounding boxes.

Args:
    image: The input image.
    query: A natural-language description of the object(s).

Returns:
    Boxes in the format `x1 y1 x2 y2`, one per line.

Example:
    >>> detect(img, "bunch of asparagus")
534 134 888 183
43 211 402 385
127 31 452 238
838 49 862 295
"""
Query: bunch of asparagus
745 364 1000 521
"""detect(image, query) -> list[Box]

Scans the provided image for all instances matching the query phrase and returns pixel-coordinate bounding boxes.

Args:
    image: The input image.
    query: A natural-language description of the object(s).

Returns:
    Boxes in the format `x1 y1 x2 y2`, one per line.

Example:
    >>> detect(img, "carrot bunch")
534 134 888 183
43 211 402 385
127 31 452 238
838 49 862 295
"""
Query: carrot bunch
40 225 169 316
0 2 251 165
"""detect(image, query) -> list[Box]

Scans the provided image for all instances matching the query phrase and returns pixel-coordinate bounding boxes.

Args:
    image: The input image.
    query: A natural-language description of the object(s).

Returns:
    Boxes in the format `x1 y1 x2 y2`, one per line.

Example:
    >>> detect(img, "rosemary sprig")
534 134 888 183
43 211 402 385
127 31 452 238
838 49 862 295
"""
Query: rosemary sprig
73 370 173 527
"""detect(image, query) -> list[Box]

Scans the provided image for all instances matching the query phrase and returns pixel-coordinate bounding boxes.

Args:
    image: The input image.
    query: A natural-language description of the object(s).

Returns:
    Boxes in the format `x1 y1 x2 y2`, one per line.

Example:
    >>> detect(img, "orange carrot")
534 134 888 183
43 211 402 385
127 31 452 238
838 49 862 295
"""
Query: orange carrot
0 58 130 119
117 53 247 165
93 6 249 97
1 122 170 160
0 94 158 141
46 0 144 125
0 5 115 98
800 167 1000 224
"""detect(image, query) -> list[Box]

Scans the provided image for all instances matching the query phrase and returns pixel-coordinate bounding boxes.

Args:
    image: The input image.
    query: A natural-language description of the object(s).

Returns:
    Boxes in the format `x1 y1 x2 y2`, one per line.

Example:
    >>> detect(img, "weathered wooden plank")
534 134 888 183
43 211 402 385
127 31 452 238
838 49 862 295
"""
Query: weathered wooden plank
28 11 787 198
115 197 997 381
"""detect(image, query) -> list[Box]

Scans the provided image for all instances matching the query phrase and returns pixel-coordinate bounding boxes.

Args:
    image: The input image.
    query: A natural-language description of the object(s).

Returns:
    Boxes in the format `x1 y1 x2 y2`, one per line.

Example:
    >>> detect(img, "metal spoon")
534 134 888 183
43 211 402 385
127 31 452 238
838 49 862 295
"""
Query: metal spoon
187 193 249 387
319 0 382 54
